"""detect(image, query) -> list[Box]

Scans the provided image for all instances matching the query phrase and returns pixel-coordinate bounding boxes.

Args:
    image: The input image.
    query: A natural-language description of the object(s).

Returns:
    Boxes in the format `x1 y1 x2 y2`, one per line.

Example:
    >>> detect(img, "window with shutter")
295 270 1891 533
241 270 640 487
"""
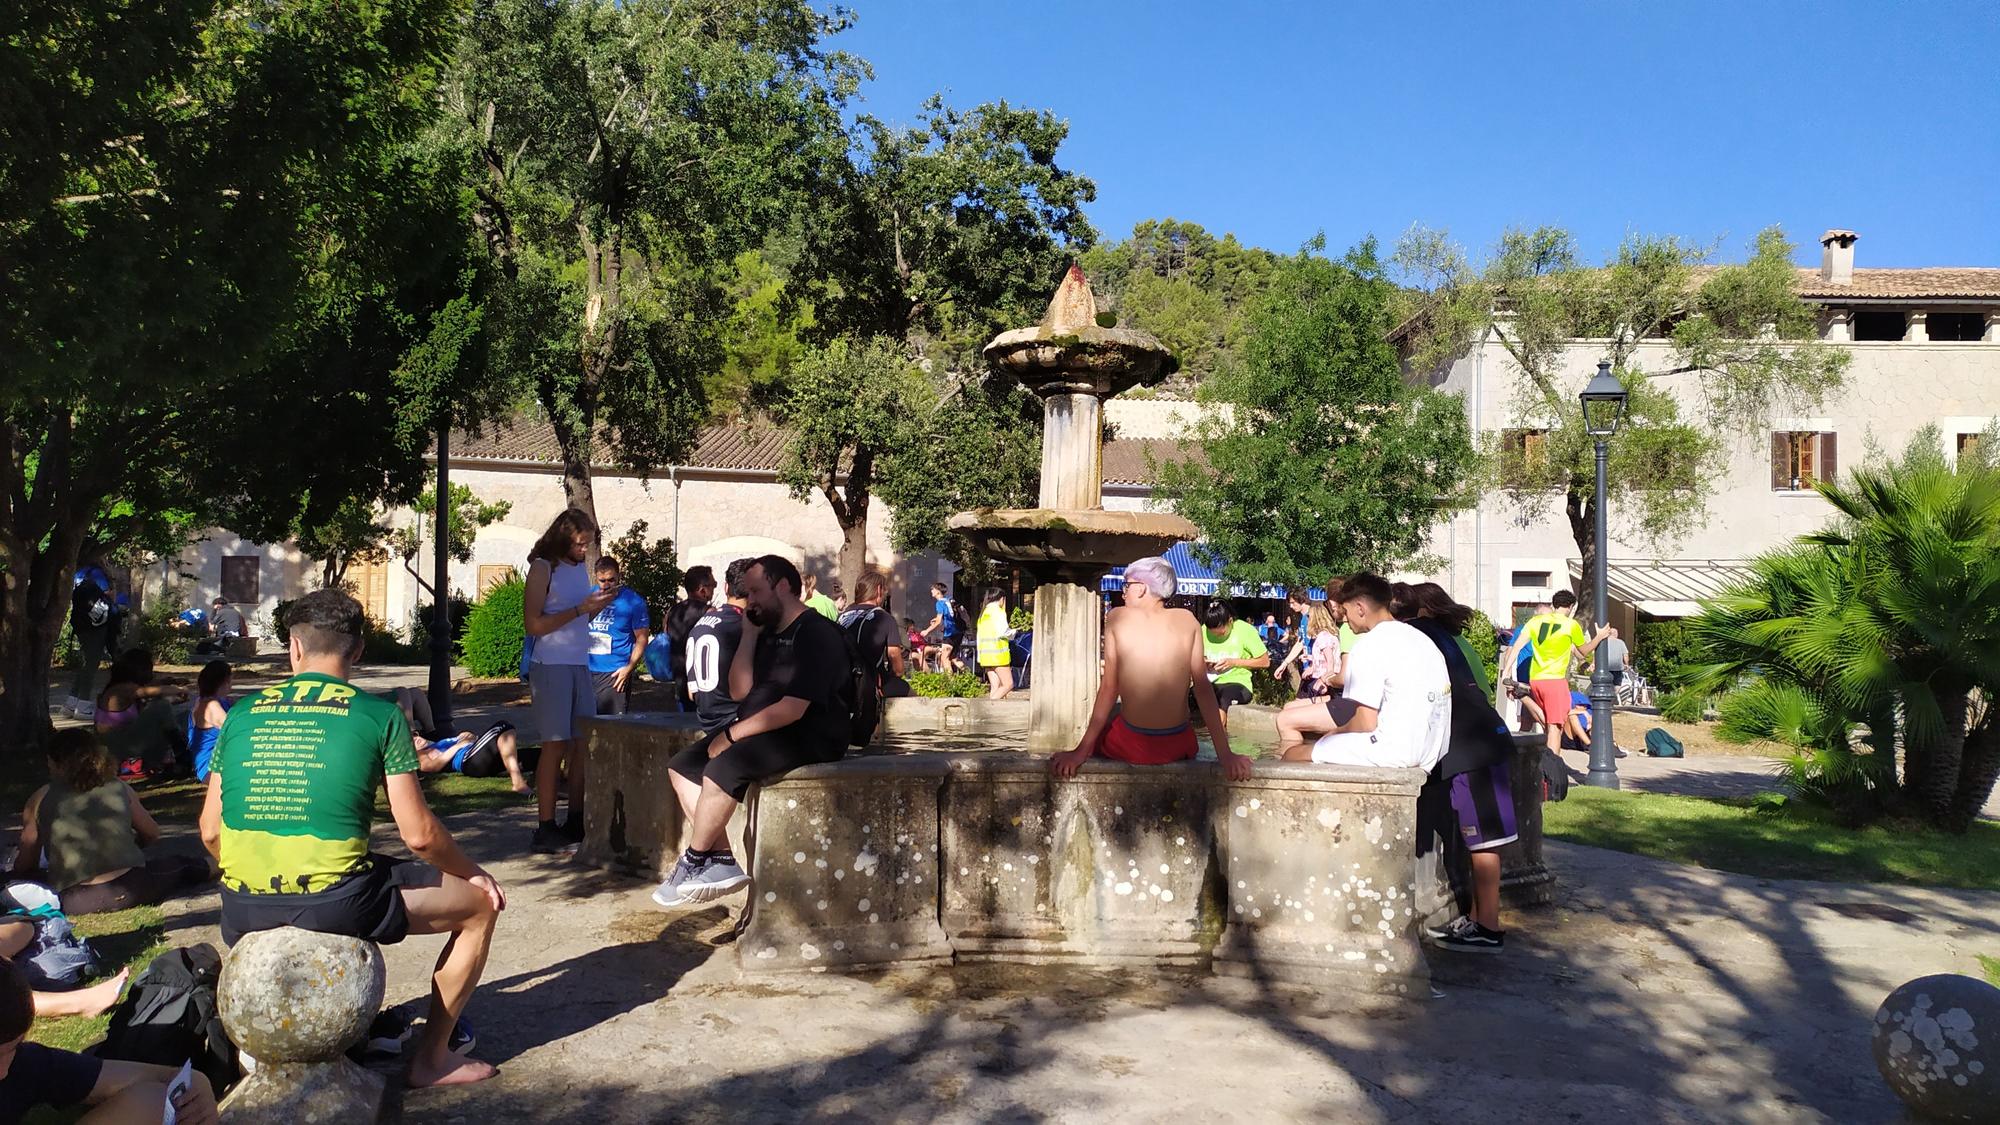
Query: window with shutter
1771 432 1829 491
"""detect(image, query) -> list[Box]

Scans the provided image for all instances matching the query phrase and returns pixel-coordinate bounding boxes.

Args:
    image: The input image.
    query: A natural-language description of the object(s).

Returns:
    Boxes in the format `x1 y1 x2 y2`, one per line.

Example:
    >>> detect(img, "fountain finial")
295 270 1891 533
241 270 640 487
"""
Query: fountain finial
1039 264 1098 333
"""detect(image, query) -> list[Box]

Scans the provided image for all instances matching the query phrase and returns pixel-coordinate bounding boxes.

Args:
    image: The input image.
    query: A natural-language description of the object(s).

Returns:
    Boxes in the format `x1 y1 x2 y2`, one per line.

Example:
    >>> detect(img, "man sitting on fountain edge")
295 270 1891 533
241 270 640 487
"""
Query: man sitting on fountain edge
654 554 853 907
1049 556 1253 779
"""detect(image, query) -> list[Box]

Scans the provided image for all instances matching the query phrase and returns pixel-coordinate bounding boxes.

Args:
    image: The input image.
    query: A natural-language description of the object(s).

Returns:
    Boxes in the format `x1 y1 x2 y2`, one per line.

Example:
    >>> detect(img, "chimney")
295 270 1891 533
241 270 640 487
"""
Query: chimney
1820 229 1858 285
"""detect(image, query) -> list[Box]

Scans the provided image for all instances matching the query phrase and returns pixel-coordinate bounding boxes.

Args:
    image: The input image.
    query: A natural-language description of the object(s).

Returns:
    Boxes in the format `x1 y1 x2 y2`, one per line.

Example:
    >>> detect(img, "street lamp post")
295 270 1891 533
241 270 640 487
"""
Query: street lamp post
428 419 454 730
1579 361 1628 789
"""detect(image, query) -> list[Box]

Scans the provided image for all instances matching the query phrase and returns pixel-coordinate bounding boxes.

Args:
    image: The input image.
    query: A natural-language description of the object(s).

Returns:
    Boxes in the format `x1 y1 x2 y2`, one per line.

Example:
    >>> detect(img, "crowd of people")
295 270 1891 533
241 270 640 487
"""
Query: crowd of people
3 509 1631 1113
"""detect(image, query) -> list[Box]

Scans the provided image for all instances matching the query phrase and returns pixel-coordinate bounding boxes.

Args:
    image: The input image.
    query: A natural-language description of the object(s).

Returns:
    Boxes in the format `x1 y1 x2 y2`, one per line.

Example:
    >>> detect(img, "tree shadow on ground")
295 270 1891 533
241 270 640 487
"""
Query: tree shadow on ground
402 831 2000 1124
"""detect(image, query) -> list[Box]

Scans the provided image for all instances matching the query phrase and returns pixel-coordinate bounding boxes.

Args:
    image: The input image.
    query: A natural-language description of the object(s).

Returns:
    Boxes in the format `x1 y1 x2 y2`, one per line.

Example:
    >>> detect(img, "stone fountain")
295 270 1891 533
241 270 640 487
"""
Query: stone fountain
947 267 1196 753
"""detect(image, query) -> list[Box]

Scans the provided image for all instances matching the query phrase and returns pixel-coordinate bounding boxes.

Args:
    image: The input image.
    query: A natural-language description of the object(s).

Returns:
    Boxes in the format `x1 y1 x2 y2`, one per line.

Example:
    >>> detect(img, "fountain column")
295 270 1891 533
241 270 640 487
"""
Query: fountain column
950 267 1197 754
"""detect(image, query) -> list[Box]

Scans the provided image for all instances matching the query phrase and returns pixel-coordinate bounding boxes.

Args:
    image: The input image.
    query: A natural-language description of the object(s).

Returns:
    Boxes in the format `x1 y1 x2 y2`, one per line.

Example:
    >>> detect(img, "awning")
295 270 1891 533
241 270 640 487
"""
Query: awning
1100 541 1328 601
1568 558 1754 618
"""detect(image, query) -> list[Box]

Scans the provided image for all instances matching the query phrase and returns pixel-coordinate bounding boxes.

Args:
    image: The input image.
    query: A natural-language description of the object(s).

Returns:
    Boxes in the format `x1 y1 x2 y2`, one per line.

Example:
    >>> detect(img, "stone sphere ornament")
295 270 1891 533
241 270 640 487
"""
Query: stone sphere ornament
216 928 389 1124
1871 973 2000 1123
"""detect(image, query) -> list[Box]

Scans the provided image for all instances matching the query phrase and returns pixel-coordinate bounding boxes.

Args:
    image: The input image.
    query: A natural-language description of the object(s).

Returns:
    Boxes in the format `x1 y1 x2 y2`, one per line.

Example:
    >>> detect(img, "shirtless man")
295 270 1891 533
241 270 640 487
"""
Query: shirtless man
1048 556 1254 780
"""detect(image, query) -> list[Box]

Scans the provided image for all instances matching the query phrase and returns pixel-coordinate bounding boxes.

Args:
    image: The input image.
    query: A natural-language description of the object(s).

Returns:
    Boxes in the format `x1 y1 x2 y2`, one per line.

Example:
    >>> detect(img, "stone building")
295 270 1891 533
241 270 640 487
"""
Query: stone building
1422 229 2000 632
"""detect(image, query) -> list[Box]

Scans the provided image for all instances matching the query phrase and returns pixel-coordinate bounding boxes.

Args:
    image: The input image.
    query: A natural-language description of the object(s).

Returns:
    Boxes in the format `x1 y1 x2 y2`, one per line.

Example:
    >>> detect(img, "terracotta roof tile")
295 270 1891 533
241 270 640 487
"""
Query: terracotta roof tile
452 418 792 473
456 416 1195 487
1793 267 2000 300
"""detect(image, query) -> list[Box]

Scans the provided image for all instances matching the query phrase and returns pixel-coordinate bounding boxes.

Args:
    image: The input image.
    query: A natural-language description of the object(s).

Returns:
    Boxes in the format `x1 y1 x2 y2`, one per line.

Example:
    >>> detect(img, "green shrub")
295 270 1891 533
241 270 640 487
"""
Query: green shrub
361 617 427 665
606 521 678 631
1251 667 1294 706
460 577 527 678
907 671 985 698
272 598 296 644
1464 608 1500 678
411 595 473 655
1633 619 1698 687
1008 605 1033 633
1657 687 1709 723
134 596 197 666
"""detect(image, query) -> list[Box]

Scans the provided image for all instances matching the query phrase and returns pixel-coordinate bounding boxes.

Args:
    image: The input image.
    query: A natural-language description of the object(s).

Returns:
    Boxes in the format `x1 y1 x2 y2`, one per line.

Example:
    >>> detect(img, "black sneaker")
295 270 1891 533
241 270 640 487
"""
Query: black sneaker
560 817 585 843
1434 922 1505 954
1424 915 1473 942
530 824 578 854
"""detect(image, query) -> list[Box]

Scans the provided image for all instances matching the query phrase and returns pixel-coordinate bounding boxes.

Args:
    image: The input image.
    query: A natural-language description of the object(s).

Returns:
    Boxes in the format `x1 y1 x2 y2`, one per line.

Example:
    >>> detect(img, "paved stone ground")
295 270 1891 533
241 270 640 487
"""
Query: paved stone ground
130 801 1998 1124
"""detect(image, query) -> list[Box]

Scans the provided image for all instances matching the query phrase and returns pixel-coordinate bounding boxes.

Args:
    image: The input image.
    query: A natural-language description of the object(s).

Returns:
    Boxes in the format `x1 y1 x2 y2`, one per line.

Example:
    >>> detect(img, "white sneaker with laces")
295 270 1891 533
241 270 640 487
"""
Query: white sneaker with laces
677 859 751 903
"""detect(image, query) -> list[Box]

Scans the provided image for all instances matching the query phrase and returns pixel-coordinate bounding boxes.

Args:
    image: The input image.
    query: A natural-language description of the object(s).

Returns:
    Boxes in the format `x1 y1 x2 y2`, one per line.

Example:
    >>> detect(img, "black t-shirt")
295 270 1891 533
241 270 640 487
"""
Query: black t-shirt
665 597 707 648
686 604 744 733
739 607 851 747
0 1042 102 1122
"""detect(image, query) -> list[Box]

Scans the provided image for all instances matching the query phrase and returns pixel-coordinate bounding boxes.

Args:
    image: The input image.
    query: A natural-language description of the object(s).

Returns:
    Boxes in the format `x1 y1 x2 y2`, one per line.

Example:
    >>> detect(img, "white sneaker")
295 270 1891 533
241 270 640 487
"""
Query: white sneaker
58 698 75 717
73 700 94 719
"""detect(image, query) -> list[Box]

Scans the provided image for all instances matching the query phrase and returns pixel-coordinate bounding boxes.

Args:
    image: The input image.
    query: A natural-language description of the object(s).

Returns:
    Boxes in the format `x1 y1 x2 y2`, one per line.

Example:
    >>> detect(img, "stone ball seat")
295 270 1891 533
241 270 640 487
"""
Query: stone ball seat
217 927 389 1123
1872 973 2000 1122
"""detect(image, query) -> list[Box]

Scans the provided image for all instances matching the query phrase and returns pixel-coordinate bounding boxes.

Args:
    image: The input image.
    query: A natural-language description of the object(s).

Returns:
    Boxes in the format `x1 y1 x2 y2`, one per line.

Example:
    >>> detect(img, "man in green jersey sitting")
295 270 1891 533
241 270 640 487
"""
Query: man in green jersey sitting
199 589 505 1089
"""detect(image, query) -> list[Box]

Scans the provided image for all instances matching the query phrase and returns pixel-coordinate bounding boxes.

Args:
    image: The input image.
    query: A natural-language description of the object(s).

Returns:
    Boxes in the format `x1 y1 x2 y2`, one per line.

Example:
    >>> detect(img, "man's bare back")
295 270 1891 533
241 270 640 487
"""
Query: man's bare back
1105 603 1202 730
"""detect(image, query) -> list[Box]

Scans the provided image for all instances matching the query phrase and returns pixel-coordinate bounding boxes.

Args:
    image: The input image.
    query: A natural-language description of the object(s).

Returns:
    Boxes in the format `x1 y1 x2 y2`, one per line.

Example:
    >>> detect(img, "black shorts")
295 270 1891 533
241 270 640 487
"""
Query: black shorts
1326 696 1361 725
457 721 514 778
592 671 628 715
1213 683 1252 709
219 854 431 947
668 727 846 802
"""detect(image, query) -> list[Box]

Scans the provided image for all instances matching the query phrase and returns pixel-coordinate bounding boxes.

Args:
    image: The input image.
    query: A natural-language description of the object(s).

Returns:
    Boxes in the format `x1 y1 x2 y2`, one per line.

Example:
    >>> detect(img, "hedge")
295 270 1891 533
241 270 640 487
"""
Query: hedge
460 577 527 678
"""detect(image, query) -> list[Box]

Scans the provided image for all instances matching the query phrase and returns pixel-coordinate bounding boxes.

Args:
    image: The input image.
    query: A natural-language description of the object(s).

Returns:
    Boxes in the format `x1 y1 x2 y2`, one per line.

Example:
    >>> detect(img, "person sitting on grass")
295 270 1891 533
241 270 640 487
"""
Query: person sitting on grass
10 728 213 917
391 689 530 793
199 588 505 1088
185 659 234 782
1048 557 1253 780
94 649 187 778
652 556 853 908
1200 602 1270 714
0 958 219 1124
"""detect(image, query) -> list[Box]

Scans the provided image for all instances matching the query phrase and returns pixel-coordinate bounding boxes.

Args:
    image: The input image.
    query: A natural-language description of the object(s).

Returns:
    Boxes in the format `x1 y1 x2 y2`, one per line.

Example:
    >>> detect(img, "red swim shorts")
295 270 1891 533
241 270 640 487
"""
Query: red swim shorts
1096 715 1199 765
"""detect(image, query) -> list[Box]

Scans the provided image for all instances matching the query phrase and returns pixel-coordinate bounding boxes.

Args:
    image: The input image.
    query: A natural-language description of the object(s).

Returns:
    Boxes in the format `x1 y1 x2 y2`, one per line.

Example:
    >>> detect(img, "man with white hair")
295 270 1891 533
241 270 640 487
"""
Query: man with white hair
1049 556 1253 779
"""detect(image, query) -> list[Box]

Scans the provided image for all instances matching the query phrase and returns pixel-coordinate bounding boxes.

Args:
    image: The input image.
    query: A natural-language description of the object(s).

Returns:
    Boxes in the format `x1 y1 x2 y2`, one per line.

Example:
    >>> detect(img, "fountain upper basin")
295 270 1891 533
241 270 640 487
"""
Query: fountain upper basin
946 507 1195 570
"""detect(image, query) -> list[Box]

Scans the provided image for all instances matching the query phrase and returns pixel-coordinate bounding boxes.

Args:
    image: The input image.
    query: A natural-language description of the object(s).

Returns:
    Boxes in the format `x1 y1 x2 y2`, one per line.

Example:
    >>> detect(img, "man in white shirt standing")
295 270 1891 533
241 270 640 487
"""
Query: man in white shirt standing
1282 573 1450 771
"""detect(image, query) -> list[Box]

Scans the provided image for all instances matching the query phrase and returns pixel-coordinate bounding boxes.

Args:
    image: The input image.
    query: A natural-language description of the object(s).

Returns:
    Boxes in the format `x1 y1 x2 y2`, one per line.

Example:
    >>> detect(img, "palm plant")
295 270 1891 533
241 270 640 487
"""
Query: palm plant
1687 439 2000 832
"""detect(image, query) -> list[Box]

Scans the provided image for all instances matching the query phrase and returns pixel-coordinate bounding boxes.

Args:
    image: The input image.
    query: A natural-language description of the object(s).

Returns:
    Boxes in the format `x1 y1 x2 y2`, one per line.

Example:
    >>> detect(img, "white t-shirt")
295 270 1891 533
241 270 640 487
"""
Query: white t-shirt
1313 618 1451 771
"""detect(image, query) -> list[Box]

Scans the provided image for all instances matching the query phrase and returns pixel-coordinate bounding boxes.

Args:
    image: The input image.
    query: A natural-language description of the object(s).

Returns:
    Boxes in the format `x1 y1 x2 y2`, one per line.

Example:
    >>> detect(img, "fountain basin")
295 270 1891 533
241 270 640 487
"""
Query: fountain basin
982 325 1177 397
945 507 1195 571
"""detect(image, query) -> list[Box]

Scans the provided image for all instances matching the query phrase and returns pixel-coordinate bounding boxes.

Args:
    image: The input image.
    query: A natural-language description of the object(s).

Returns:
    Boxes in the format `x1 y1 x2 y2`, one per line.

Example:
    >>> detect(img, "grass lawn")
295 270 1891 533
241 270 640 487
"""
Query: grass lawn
1544 786 2000 892
25 904 171 1055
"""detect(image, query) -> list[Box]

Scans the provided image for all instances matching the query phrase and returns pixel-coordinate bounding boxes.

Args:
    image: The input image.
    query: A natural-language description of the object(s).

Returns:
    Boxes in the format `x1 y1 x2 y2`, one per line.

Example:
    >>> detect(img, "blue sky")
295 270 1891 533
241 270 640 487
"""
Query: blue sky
838 0 2000 268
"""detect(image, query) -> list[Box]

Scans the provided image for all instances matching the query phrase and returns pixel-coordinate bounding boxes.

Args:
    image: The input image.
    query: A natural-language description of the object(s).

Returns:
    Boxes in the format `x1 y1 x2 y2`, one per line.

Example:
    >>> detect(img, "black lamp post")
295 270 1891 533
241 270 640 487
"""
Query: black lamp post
427 419 454 729
1579 360 1628 789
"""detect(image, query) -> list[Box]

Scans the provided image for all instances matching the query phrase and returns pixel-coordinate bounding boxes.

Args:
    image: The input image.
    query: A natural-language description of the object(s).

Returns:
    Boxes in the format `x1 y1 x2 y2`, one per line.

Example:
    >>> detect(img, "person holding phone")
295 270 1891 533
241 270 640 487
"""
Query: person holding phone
587 554 651 718
523 509 617 853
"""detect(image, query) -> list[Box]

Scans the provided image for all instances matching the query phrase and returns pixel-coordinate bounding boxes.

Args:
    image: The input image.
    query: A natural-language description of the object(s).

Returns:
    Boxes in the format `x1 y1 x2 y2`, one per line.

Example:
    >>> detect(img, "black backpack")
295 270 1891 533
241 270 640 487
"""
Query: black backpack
835 605 883 747
95 944 239 1096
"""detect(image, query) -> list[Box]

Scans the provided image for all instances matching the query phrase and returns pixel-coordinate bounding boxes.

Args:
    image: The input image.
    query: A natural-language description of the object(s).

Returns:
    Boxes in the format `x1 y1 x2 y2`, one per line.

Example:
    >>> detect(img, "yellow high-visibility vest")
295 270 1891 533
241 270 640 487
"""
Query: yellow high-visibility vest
976 605 1011 666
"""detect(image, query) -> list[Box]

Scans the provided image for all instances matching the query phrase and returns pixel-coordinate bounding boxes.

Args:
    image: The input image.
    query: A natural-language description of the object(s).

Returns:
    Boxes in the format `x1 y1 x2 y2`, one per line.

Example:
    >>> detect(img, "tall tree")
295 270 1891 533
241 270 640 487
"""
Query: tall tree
1397 226 1851 620
449 0 861 534
1157 241 1479 588
771 97 1097 590
0 0 470 753
1079 219 1282 390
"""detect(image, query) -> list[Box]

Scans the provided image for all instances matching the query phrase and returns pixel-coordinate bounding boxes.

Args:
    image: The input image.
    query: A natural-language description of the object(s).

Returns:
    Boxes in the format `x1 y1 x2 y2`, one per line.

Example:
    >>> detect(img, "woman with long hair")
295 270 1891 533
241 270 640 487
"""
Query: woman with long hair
185 659 234 781
10 729 212 915
522 508 616 852
1274 599 1354 747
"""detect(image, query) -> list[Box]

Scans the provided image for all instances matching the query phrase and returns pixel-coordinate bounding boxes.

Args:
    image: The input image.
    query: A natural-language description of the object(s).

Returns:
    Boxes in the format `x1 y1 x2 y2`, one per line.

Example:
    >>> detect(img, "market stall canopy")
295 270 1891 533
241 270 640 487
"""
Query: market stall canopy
1099 541 1328 600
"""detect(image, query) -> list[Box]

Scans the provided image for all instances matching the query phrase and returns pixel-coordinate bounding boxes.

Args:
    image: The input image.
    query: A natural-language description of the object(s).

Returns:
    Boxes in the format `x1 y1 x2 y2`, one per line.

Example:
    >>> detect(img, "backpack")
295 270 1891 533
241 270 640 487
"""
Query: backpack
0 882 97 989
642 632 676 682
836 606 884 747
1540 749 1570 802
1645 728 1685 758
95 944 239 1096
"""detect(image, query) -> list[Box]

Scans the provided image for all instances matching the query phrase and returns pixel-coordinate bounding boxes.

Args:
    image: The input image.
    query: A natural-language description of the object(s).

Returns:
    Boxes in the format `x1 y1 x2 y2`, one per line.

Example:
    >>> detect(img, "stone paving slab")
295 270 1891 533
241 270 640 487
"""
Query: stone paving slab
127 802 1994 1124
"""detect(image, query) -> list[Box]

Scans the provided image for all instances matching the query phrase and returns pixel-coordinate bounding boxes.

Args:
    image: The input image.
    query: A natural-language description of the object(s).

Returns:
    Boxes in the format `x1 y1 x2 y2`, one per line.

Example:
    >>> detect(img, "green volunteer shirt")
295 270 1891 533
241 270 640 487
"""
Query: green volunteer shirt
1338 623 1358 653
805 592 838 621
1204 619 1266 690
1523 612 1588 682
214 672 417 895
